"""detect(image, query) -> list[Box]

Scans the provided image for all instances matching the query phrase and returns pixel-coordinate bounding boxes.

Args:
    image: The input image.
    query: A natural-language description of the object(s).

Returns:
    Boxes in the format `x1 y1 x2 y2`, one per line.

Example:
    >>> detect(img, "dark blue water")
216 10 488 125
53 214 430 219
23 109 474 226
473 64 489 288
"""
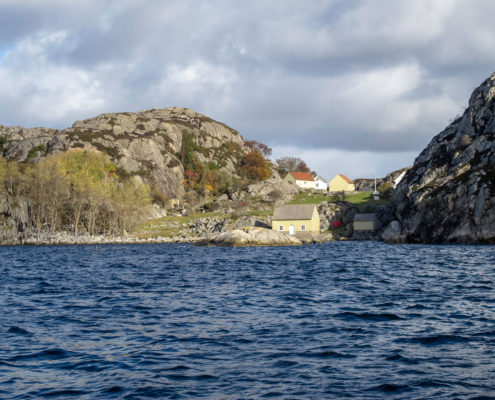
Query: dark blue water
1 242 494 399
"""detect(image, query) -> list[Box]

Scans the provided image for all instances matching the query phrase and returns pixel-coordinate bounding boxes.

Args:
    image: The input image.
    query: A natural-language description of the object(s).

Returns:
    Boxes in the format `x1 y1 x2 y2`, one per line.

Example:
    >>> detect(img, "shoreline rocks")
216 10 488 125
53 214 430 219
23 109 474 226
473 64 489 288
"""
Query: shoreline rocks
197 227 302 247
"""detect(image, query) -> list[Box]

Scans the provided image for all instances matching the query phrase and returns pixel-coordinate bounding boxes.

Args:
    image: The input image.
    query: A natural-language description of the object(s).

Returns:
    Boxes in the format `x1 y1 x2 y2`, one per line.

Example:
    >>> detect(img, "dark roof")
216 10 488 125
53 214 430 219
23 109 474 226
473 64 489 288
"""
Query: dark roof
354 213 377 222
289 172 314 181
273 204 316 220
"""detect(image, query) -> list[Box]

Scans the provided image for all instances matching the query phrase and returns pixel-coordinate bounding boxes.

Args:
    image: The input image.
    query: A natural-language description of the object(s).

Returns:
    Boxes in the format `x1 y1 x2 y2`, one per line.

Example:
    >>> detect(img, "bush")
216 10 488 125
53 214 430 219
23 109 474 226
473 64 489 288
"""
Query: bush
240 151 270 181
150 185 168 207
378 182 394 197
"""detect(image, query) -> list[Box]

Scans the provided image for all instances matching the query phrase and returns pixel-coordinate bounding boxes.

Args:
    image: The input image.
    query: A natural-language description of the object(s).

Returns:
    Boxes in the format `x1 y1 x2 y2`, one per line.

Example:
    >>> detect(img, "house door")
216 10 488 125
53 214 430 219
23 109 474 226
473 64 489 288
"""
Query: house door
289 225 295 235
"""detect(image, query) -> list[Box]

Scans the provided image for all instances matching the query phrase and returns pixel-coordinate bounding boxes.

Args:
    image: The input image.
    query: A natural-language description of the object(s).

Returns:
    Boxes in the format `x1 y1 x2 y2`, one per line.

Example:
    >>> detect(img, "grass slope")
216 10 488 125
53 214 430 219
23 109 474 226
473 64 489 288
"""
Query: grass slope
289 191 389 206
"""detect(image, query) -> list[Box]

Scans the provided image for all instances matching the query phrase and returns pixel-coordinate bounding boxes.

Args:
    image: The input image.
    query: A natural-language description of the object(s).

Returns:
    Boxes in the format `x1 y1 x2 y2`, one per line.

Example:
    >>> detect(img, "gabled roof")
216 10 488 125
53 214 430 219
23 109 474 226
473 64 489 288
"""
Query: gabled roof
338 174 353 183
273 204 316 220
314 175 327 182
289 171 314 181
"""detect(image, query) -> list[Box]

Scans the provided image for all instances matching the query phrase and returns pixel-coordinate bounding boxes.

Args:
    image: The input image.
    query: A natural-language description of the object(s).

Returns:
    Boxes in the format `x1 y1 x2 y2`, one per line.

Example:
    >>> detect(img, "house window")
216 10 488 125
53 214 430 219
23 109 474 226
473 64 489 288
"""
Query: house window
279 225 284 231
301 225 306 231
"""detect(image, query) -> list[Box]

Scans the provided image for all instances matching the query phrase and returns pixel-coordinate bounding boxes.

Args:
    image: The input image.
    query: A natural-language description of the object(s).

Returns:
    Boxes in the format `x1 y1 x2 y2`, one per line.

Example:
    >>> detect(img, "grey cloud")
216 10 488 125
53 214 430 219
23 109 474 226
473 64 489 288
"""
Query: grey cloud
0 0 494 159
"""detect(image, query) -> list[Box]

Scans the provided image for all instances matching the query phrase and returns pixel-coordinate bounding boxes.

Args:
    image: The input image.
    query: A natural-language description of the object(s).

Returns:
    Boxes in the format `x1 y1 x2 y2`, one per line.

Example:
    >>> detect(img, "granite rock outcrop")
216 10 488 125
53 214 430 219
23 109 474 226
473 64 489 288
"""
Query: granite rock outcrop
0 107 247 199
199 227 302 247
384 72 495 243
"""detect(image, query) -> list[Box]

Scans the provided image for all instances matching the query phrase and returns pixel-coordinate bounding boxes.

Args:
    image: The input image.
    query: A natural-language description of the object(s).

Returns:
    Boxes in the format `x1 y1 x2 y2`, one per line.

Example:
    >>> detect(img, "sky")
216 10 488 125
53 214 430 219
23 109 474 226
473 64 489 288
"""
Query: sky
1 0 495 179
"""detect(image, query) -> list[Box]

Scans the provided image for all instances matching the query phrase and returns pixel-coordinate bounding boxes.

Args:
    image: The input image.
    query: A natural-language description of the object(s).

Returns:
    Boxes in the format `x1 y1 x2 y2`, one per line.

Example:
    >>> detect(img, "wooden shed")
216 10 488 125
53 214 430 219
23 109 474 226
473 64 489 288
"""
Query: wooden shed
353 213 380 231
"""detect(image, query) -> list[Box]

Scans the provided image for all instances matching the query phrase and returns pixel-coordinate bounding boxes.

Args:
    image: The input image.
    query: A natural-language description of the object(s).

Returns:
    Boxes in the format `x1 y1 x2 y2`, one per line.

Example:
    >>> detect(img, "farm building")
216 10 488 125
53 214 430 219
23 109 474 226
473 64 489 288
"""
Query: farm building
272 204 320 235
284 172 315 189
329 174 355 192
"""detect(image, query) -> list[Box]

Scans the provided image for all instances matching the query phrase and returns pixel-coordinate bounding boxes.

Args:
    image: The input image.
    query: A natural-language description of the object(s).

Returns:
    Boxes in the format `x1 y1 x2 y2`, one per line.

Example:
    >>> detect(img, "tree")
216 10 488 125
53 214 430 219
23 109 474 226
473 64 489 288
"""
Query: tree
245 140 272 157
58 149 116 236
30 157 69 232
241 151 271 181
275 156 310 175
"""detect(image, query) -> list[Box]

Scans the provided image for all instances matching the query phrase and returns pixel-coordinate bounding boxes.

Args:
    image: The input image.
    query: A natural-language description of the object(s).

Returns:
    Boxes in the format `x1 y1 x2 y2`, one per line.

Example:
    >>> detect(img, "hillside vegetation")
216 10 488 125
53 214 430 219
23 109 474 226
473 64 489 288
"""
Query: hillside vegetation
0 150 151 238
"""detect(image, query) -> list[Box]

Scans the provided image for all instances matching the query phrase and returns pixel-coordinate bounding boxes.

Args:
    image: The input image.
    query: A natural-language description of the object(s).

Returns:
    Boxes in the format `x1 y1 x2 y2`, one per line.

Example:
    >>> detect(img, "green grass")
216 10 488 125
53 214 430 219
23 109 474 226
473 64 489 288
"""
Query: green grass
134 211 231 239
289 192 331 205
134 208 273 239
289 191 389 206
345 191 389 205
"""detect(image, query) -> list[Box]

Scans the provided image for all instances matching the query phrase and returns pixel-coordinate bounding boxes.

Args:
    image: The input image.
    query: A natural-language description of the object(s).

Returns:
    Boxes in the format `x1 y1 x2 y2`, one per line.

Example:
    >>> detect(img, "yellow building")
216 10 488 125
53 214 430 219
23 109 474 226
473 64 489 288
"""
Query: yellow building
329 174 355 192
272 204 320 235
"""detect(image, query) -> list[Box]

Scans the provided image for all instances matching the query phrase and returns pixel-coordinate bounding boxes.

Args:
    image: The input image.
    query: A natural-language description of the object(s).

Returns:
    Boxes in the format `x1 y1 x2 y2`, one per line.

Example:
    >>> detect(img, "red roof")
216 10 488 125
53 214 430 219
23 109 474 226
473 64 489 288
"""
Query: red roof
339 174 353 183
289 172 314 181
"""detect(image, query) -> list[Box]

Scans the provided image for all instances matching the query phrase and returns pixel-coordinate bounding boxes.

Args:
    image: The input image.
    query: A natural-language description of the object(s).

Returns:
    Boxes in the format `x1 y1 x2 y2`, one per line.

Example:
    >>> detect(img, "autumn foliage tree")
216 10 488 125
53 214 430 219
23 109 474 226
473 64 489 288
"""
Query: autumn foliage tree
275 156 310 176
241 151 271 181
245 140 272 157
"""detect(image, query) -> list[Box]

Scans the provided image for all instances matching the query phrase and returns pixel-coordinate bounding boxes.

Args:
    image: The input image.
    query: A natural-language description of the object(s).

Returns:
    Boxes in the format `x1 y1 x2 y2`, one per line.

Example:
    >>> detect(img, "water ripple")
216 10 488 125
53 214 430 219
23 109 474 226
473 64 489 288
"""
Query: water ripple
0 242 494 399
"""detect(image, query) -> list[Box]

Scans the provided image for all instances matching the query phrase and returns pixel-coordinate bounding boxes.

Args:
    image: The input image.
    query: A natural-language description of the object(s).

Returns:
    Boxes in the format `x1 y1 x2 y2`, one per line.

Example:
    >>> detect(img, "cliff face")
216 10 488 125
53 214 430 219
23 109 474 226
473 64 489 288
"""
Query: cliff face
0 107 246 199
385 72 495 243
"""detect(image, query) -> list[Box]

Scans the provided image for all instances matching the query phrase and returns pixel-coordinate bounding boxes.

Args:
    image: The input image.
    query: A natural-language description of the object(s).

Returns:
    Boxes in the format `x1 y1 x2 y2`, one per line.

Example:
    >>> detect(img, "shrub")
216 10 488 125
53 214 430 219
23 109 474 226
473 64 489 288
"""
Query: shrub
150 185 168 207
240 151 270 181
26 144 48 160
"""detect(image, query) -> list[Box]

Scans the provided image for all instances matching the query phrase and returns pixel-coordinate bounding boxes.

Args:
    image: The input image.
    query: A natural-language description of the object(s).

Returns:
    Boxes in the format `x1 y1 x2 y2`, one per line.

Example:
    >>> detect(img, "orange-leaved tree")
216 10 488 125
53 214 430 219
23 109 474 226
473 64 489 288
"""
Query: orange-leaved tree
241 151 271 181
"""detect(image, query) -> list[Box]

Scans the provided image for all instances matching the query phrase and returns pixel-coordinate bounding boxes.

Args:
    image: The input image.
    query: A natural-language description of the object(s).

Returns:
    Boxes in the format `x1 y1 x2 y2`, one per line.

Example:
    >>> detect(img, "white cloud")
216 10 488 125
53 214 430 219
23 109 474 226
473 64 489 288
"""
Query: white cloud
271 145 418 180
150 60 237 114
0 31 106 126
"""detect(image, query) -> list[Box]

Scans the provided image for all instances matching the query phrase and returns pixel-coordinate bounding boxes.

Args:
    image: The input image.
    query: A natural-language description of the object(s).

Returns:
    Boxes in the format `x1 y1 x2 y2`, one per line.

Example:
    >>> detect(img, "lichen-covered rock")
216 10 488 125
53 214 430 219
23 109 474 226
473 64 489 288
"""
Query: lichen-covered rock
199 227 302 246
380 220 404 243
387 72 495 243
312 232 334 243
246 178 300 201
317 201 357 231
0 107 248 199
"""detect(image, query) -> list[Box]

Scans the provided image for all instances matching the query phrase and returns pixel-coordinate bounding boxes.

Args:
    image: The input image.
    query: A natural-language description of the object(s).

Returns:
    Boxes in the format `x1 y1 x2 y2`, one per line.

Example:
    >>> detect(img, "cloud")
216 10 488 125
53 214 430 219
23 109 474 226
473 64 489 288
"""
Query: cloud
271 145 418 180
0 31 105 126
0 0 494 175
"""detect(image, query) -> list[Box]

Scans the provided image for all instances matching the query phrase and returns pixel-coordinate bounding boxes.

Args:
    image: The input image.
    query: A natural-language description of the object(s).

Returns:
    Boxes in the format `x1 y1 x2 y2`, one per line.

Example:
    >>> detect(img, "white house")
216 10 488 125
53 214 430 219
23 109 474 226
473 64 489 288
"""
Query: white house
314 175 327 190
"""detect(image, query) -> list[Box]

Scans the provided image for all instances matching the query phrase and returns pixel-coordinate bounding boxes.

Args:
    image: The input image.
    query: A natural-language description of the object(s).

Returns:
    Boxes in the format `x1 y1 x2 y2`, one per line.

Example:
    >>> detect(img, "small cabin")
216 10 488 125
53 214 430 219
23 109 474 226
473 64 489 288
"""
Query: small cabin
284 172 315 189
272 204 320 235
353 213 381 231
329 174 355 192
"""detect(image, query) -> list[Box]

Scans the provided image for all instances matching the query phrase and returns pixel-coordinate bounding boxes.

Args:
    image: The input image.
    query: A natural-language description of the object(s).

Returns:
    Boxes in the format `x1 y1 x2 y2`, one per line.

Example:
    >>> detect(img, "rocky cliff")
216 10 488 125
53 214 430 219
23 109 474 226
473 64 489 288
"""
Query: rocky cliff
0 107 247 199
384 72 495 243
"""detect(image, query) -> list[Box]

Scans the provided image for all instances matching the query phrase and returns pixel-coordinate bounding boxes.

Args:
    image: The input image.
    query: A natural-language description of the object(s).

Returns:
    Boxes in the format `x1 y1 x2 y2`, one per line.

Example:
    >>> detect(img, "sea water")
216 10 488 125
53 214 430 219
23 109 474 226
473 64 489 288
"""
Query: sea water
0 242 494 399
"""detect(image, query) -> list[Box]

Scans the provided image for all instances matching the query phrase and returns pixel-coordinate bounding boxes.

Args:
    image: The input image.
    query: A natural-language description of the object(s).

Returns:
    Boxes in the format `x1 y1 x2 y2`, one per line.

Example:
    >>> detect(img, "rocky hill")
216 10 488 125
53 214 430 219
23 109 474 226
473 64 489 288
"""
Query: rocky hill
354 167 410 192
383 72 495 243
0 107 247 199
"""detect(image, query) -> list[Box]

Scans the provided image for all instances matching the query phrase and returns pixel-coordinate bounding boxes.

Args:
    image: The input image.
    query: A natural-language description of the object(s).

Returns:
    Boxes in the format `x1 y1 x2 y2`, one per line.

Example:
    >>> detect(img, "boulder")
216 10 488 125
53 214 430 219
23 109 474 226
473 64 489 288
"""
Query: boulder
312 232 334 243
199 227 302 246
380 221 403 243
246 178 300 202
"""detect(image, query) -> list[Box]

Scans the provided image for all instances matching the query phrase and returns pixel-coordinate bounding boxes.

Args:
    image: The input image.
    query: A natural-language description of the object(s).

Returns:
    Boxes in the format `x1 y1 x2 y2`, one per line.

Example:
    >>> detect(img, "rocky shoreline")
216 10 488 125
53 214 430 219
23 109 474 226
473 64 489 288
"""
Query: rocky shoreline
1 229 345 247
